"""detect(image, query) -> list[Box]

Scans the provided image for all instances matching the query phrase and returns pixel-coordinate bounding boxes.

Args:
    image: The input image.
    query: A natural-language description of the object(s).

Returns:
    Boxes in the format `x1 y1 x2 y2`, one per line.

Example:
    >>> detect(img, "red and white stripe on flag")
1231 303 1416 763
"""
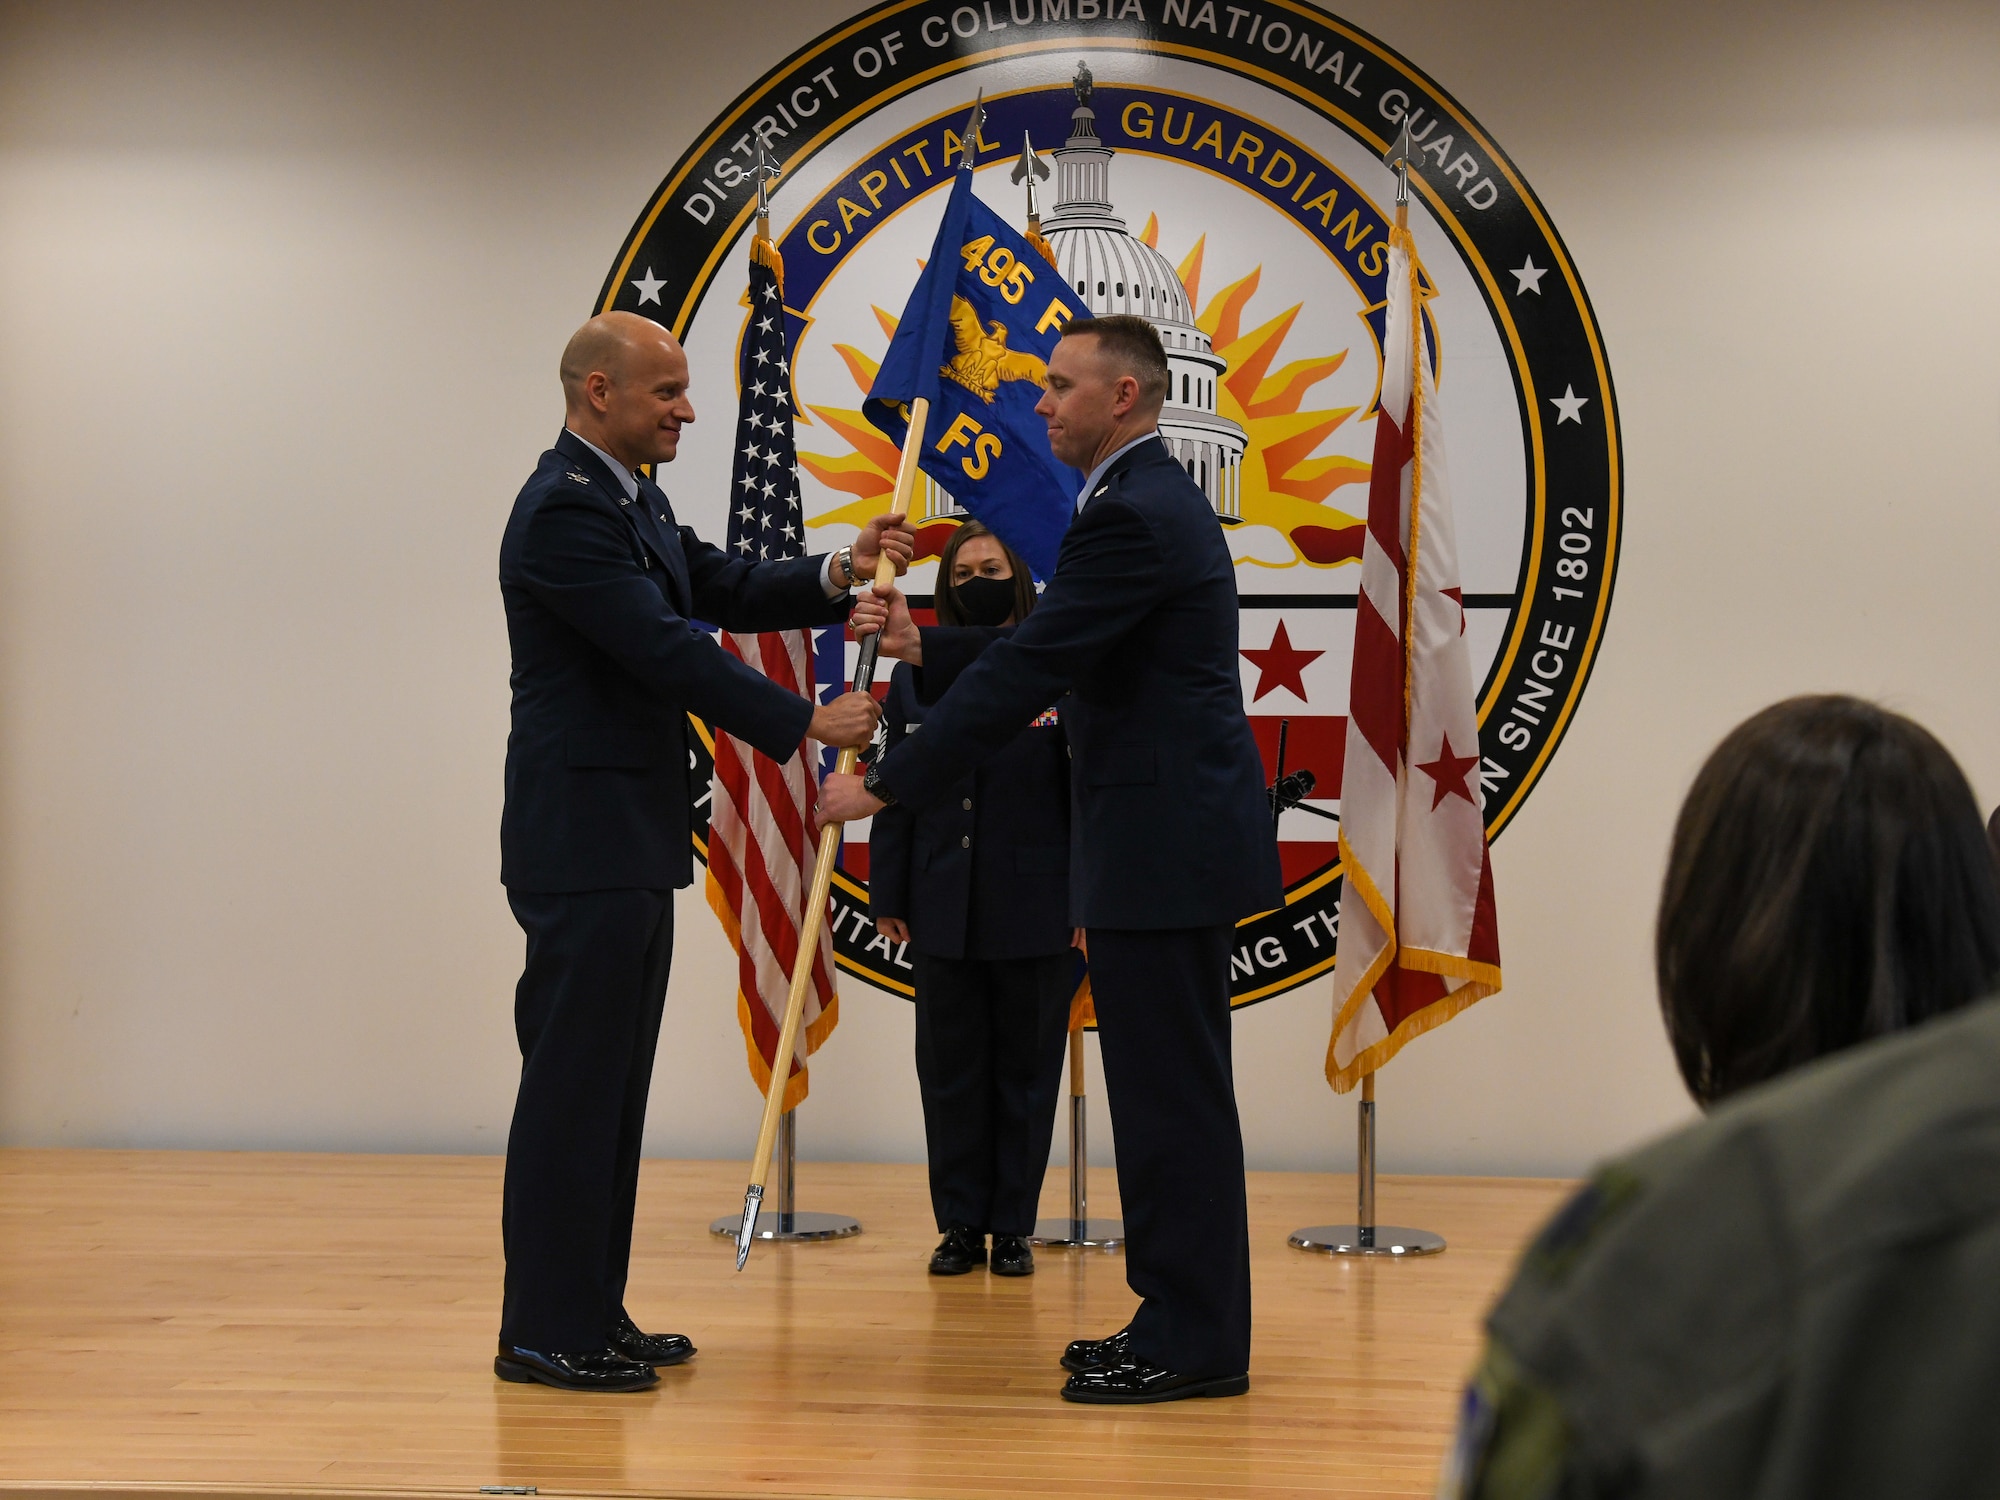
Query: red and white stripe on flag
706 627 837 1109
1327 224 1502 1093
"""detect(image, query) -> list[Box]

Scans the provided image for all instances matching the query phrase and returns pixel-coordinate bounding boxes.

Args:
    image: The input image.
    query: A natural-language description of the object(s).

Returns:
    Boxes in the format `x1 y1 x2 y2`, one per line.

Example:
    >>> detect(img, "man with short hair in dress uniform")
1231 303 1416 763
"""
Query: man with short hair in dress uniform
826 313 1281 1404
495 311 911 1392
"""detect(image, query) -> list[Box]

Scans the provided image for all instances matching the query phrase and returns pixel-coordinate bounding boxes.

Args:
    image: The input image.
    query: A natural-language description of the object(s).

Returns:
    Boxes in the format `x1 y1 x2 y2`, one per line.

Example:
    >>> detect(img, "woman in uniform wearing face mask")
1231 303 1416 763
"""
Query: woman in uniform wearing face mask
868 521 1081 1278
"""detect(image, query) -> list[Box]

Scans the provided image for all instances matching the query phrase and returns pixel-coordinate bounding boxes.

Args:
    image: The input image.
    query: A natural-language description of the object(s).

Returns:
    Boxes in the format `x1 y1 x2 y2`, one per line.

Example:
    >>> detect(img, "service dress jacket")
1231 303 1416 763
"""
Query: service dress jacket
499 430 851 893
875 437 1281 931
868 661 1072 961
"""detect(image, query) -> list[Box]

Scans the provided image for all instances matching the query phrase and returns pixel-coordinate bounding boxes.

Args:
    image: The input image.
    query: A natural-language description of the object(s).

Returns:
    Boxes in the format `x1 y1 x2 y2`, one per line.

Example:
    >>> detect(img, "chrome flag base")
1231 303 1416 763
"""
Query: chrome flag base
1291 1078 1446 1258
1030 1216 1124 1249
1289 1224 1445 1256
712 1209 862 1243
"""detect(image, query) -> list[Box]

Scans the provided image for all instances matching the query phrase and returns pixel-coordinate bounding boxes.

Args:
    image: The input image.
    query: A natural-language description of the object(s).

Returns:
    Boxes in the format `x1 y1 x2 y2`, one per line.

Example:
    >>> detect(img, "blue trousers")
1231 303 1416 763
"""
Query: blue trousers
913 950 1073 1236
1089 925 1252 1377
500 888 673 1351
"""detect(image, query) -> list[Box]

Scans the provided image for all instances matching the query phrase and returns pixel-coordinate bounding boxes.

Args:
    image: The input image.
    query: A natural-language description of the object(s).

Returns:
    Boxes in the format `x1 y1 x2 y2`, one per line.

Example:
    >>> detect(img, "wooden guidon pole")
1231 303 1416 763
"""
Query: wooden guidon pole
733 396 930 1269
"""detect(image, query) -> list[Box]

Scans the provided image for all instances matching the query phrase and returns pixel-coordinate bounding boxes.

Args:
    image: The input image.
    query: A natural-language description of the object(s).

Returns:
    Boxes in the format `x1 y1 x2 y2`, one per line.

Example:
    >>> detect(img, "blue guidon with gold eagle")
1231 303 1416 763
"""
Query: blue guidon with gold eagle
598 0 1620 1010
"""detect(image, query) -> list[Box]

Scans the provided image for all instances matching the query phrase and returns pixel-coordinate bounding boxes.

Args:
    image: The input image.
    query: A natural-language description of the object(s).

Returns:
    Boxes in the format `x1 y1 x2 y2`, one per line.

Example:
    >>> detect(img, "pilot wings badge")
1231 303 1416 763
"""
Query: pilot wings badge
940 295 1048 404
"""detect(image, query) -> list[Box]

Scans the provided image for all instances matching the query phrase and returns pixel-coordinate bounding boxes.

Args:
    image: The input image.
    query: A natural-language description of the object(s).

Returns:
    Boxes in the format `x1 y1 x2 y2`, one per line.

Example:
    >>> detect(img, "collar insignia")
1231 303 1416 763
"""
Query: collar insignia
564 471 591 485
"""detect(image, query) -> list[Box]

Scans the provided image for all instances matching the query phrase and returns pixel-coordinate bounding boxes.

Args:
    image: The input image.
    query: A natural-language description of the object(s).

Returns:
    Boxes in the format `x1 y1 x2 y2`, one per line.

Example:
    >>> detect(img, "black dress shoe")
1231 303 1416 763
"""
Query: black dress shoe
990 1234 1034 1277
494 1342 659 1392
1060 1326 1132 1373
1061 1358 1250 1405
610 1314 696 1368
928 1224 987 1275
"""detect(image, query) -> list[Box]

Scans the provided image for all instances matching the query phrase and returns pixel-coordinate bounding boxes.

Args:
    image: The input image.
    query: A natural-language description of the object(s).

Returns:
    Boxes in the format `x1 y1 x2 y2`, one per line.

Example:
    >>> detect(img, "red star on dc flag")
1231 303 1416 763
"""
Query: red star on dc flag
1416 733 1480 809
1241 620 1324 703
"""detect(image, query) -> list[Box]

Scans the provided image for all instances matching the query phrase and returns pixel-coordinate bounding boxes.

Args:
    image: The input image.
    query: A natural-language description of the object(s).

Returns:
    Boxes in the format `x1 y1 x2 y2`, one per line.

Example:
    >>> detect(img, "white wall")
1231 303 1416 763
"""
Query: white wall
1 1 1995 1177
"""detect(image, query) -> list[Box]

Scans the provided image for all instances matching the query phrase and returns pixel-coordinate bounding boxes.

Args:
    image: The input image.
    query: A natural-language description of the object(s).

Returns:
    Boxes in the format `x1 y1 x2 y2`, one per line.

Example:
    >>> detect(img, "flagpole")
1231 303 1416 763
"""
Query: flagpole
1009 122 1119 1255
1290 121 1445 1261
700 140 863 1254
1288 1069 1443 1257
1032 1014 1124 1250
733 395 928 1270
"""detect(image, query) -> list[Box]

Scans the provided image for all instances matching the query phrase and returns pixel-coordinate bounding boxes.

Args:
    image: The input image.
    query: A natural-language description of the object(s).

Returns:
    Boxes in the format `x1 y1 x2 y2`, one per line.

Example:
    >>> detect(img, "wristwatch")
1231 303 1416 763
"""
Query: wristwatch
832 545 856 589
861 762 897 806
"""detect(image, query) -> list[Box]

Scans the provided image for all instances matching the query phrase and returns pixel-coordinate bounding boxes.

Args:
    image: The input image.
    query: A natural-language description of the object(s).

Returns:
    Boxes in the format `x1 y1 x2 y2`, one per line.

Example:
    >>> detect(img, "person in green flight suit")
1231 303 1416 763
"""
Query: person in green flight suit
1442 696 2000 1499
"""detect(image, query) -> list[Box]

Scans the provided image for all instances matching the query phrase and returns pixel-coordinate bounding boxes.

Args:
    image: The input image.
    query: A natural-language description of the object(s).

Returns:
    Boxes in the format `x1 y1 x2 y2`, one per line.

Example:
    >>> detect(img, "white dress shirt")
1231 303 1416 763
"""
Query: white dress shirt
1075 431 1164 513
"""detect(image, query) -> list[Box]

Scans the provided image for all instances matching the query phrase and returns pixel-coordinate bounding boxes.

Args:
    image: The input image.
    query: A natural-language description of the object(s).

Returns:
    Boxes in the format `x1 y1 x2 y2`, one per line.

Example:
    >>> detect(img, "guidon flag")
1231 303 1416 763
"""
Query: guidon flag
863 142 1079 581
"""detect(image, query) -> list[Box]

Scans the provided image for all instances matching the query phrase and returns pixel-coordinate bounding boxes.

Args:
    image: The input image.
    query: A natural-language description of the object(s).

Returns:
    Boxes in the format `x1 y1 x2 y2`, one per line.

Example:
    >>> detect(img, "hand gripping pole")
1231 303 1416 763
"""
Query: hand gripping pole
734 397 929 1270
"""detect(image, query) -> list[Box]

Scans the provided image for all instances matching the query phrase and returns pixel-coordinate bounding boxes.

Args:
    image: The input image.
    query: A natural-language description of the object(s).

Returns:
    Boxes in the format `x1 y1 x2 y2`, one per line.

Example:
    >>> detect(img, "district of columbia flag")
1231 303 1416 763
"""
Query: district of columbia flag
704 227 837 1110
1326 223 1502 1092
864 160 1079 581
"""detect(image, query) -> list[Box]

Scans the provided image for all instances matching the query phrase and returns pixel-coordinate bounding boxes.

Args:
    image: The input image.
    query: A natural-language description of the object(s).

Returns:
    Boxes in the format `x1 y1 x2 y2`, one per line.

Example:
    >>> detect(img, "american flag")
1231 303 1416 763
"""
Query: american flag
1325 223 1501 1092
703 236 838 1110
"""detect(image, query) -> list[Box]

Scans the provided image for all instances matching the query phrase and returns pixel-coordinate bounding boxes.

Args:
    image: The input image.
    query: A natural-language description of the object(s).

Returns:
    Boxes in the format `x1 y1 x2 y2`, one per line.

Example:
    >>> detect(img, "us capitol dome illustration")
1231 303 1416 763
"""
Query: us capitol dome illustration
919 63 1247 527
1043 62 1246 520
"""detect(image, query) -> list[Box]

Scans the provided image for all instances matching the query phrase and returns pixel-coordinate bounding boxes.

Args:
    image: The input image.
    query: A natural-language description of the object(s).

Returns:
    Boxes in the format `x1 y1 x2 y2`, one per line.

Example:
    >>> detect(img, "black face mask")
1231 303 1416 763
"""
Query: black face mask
952 574 1017 627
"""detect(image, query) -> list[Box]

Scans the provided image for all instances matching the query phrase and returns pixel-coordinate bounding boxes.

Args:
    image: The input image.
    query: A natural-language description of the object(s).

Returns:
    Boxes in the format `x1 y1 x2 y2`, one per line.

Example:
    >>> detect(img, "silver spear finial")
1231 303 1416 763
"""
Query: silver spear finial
750 141 781 222
1011 131 1050 221
1382 120 1414 208
958 91 987 171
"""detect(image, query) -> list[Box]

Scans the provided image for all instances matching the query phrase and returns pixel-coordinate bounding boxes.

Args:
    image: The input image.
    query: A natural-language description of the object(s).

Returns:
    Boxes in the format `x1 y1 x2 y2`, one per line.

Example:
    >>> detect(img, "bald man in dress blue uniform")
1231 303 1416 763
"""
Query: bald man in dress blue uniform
496 312 910 1392
824 314 1281 1404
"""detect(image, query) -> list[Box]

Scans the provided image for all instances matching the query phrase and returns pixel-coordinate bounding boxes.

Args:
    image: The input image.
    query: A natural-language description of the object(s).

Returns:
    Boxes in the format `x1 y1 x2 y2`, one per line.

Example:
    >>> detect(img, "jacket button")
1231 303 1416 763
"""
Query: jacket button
962 798 972 810
960 835 970 848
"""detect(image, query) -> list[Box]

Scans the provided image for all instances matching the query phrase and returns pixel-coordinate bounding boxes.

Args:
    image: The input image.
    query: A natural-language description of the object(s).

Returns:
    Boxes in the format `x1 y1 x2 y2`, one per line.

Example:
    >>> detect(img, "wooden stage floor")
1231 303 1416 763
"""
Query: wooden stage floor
0 1151 1569 1500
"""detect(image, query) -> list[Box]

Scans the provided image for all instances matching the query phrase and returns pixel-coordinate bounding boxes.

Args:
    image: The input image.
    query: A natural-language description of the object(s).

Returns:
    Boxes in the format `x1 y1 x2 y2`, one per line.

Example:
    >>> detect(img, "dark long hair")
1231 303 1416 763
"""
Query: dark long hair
1656 695 2000 1106
932 520 1036 627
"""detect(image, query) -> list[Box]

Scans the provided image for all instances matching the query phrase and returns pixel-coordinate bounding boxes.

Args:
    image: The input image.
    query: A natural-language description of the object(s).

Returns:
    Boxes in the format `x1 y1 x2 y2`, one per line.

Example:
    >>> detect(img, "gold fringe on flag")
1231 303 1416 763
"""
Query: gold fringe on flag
1067 971 1095 1031
750 230 785 294
707 869 838 1112
1325 831 1499 1092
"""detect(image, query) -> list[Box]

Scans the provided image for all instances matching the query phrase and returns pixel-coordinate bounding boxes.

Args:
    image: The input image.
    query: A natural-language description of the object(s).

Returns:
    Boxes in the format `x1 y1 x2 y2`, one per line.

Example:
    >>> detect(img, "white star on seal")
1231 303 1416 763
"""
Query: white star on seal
630 267 666 305
1511 257 1547 296
1549 385 1589 424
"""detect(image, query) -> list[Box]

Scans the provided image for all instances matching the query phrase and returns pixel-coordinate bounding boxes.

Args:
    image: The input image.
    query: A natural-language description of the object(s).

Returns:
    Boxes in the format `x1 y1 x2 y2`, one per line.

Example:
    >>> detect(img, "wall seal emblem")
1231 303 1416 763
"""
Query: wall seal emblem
599 0 1621 1007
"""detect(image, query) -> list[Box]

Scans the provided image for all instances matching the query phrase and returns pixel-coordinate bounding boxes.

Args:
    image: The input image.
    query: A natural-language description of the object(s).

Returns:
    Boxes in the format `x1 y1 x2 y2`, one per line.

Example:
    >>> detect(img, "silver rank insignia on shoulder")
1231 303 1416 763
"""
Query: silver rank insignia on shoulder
564 471 591 485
